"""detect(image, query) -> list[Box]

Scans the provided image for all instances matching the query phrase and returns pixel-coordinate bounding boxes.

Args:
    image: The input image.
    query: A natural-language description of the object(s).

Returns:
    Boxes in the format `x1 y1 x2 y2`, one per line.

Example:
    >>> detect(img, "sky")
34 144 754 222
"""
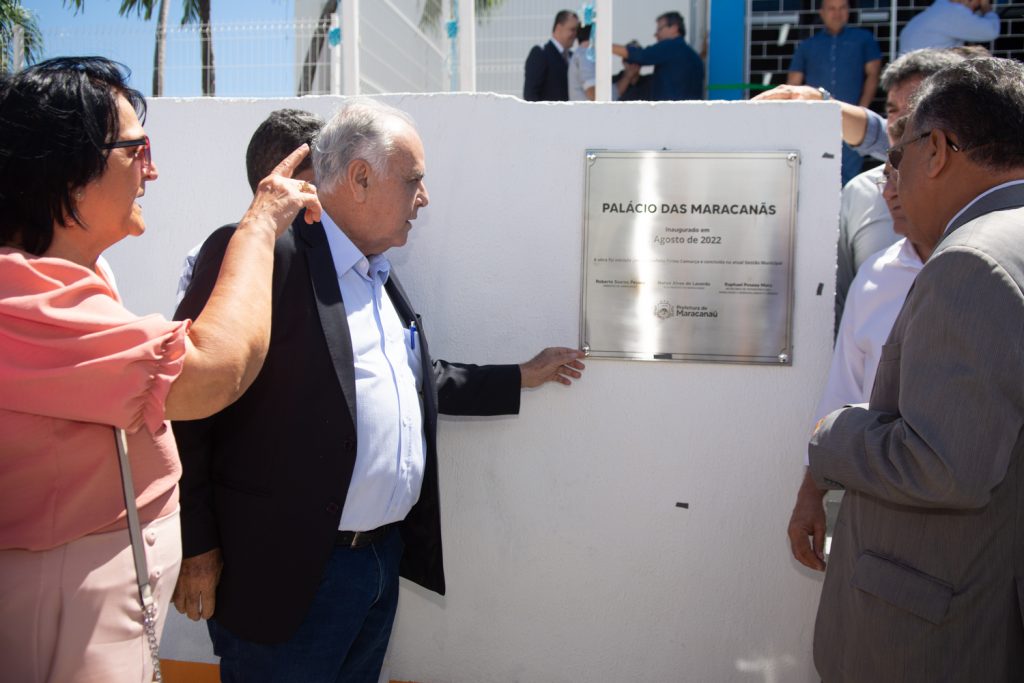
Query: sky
23 1 301 97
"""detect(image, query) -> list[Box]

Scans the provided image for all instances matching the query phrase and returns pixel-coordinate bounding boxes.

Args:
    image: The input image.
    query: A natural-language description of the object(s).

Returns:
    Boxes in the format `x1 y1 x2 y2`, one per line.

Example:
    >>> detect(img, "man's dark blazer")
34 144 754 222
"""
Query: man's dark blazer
172 215 521 644
523 39 569 101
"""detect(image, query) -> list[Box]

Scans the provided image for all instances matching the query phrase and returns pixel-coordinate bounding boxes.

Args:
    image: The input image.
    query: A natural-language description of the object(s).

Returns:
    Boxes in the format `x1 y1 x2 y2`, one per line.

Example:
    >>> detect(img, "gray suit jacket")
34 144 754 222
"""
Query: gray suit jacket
808 182 1024 682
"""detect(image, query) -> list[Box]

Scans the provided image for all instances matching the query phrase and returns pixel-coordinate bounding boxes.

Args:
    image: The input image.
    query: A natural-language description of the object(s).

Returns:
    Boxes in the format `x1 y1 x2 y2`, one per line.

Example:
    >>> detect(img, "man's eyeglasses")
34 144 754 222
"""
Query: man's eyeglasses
102 135 152 172
887 130 960 170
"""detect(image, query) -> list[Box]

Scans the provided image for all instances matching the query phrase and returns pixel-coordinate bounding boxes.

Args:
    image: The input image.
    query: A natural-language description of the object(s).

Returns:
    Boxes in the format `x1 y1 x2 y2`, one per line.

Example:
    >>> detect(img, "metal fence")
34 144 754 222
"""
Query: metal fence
37 1 1021 100
749 0 1024 104
35 4 447 98
38 20 333 97
474 1 568 97
32 0 569 99
358 0 449 94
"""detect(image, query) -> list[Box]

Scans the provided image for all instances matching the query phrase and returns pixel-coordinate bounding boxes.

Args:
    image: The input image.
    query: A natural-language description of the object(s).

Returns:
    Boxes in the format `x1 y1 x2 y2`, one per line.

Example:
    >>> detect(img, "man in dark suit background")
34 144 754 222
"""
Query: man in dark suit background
171 99 585 682
523 10 579 101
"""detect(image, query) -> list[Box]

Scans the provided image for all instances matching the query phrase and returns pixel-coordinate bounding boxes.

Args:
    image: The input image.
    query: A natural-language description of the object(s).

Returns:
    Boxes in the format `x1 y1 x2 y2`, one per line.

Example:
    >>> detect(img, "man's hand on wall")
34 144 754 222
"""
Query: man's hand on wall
752 84 823 102
520 347 586 388
172 547 224 620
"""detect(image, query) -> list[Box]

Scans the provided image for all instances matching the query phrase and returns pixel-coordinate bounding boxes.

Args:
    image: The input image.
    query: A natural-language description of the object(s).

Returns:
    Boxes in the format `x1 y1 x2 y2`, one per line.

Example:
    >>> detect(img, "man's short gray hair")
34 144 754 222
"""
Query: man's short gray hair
880 49 966 92
313 98 416 188
909 57 1024 171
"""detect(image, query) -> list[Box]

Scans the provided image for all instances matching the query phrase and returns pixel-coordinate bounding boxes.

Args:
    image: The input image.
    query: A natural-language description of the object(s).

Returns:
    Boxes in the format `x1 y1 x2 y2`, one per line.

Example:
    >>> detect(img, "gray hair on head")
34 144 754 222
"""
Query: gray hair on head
880 48 966 92
313 98 416 189
909 57 1024 171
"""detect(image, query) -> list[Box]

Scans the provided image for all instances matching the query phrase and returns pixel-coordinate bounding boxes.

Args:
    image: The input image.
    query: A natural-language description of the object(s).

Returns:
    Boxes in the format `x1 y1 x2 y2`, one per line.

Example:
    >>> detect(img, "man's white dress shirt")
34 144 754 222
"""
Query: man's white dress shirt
836 165 899 332
816 238 923 424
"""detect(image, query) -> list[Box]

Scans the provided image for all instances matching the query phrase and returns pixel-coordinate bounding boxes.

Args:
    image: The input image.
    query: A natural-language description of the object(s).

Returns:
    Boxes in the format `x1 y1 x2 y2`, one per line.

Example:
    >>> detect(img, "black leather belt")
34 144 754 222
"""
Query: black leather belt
336 523 394 549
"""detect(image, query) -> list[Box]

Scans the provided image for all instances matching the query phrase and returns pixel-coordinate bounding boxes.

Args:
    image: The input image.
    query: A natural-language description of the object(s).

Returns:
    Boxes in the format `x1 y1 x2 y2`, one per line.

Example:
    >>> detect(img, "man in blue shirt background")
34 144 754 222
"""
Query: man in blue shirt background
612 11 704 101
788 0 882 184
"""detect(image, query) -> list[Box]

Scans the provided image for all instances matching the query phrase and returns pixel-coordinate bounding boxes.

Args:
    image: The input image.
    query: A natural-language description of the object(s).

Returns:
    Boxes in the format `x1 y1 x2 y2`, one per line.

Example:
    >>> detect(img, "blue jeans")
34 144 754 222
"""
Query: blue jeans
209 528 404 683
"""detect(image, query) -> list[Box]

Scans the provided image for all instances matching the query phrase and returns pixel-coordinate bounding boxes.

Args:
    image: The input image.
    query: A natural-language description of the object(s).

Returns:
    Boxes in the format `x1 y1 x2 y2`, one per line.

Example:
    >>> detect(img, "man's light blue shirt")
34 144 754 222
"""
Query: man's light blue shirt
854 108 888 161
322 212 426 532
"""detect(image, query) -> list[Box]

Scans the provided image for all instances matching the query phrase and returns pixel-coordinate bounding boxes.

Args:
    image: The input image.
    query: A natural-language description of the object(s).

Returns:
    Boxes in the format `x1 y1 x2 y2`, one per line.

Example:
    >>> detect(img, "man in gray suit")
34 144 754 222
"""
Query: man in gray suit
808 57 1024 681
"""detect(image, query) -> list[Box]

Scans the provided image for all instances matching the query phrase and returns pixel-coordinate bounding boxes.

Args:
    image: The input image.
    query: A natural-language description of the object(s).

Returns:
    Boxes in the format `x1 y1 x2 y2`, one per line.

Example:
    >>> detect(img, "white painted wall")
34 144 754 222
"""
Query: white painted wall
112 94 842 682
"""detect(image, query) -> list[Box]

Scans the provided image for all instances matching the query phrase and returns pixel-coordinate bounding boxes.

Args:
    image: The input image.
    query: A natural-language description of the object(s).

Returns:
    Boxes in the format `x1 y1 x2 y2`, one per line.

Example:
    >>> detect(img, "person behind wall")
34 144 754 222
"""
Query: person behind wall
611 11 704 101
612 41 653 101
568 23 596 101
176 108 324 303
787 0 882 185
0 56 321 682
523 10 580 102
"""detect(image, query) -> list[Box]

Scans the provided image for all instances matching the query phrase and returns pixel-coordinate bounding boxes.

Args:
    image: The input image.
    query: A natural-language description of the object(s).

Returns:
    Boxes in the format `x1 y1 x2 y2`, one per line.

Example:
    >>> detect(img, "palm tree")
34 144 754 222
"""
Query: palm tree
1 0 42 73
115 0 171 96
151 0 169 95
64 0 214 96
181 0 214 96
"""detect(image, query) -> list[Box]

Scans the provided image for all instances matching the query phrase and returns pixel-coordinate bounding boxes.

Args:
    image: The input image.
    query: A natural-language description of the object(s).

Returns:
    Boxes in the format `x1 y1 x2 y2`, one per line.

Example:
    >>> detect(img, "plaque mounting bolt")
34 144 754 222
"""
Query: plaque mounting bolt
787 153 798 164
586 153 596 162
778 353 789 364
582 343 591 356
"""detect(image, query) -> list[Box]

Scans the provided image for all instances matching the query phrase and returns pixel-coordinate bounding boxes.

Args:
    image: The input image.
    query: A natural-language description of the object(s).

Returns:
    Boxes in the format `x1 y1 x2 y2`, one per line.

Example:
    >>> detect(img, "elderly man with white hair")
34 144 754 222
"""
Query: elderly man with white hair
171 99 585 683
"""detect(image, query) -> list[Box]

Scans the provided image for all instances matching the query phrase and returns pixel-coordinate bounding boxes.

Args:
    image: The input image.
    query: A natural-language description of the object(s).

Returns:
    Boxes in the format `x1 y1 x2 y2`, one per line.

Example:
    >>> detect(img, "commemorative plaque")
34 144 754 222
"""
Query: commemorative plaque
580 150 799 364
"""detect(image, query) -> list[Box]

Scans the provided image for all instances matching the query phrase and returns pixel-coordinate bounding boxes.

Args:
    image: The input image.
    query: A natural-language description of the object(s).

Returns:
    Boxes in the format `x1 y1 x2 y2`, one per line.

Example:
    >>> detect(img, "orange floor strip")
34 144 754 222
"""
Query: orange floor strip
160 659 419 683
160 660 219 683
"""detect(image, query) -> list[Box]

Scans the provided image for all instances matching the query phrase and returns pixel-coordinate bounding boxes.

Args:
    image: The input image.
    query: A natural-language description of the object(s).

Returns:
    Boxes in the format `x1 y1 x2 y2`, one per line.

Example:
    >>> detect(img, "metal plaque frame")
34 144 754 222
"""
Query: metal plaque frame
580 150 799 365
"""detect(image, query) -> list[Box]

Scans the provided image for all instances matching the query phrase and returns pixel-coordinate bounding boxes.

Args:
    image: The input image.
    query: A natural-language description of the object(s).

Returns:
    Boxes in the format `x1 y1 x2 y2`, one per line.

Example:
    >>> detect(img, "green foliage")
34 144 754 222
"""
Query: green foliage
1 0 42 72
118 0 158 20
181 0 200 26
63 1 197 27
62 0 214 95
418 0 506 33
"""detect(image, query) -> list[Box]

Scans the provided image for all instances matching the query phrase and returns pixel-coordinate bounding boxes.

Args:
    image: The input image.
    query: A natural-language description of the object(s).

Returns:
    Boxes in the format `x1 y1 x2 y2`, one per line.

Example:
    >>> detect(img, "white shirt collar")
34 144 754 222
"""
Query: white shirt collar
895 236 924 268
321 211 391 283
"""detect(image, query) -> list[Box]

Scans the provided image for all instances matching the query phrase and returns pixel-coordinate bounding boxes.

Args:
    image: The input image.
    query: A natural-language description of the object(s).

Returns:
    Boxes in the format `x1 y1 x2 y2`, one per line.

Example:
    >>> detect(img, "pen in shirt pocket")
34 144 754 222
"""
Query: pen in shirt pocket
409 320 417 350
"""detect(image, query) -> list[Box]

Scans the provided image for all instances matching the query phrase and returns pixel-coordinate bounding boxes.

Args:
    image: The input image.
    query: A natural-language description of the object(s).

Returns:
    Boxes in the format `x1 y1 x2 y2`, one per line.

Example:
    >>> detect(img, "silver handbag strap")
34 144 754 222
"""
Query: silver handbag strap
114 427 163 683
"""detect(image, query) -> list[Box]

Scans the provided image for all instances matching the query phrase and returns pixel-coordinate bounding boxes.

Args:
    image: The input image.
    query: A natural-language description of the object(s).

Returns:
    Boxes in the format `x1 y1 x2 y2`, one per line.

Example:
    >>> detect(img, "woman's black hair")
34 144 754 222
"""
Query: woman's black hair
0 56 146 254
